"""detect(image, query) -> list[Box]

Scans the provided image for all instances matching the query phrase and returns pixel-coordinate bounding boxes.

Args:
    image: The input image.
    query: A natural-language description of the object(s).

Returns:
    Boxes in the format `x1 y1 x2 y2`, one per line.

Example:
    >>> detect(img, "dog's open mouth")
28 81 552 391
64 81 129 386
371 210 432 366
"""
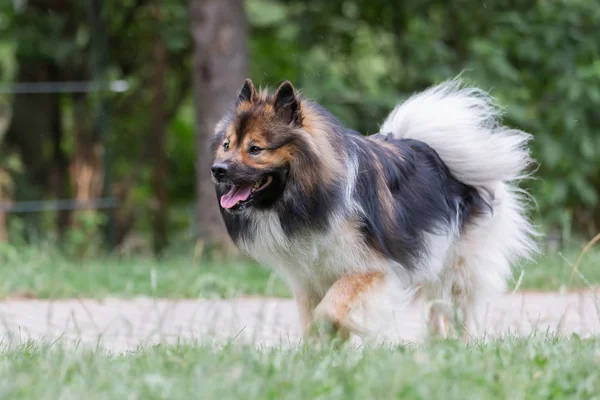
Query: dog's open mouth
220 176 273 209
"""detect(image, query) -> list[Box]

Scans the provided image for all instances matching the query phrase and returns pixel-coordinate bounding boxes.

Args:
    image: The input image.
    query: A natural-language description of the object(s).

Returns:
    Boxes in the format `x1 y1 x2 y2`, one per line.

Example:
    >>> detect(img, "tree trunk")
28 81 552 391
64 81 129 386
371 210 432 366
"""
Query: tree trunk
70 93 104 207
5 62 56 197
150 5 169 255
189 0 247 253
51 74 71 235
0 188 6 242
0 214 6 242
68 0 106 235
4 61 60 238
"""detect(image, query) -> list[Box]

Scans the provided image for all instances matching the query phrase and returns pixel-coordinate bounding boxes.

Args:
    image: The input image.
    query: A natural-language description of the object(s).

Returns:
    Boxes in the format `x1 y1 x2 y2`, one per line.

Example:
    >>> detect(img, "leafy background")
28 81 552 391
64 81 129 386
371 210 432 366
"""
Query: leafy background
0 0 599 255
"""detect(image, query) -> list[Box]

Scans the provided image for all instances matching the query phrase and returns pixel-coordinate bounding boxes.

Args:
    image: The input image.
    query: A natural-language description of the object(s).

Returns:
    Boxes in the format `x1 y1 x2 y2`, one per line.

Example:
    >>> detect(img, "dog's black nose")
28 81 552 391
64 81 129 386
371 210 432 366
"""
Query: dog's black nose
211 163 228 179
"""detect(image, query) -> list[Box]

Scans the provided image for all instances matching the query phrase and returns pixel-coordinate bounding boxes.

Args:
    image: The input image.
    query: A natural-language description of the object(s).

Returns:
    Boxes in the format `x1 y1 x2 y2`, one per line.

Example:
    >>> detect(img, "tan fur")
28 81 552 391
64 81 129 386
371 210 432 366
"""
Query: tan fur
299 104 345 185
294 291 316 334
374 158 396 219
378 140 405 160
428 307 450 338
312 272 384 339
288 140 321 194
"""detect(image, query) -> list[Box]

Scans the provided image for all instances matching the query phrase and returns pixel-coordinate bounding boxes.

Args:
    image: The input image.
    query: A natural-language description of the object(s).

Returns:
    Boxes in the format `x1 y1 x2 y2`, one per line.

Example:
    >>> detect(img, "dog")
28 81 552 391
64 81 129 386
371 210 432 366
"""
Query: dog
211 78 537 342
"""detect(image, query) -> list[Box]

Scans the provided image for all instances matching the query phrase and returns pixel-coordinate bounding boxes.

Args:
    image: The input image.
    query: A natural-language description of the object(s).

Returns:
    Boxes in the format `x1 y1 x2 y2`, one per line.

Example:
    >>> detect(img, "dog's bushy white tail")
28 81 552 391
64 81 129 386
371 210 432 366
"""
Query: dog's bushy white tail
377 80 538 339
380 79 533 187
381 79 538 265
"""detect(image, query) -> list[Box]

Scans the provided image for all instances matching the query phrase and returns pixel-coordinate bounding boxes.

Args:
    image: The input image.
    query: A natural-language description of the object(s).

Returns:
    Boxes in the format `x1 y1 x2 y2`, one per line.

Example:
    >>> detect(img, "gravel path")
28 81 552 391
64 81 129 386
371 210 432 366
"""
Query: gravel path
0 292 598 352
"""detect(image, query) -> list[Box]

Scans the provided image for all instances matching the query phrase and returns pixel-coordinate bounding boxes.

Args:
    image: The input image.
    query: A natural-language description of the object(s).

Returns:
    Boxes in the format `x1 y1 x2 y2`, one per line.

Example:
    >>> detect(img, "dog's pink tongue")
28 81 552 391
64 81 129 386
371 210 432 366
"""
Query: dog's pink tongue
220 184 253 209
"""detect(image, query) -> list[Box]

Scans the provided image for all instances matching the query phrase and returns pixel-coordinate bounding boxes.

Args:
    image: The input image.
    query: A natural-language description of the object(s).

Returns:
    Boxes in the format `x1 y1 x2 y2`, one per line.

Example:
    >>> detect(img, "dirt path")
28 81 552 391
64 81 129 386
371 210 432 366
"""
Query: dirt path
0 292 598 352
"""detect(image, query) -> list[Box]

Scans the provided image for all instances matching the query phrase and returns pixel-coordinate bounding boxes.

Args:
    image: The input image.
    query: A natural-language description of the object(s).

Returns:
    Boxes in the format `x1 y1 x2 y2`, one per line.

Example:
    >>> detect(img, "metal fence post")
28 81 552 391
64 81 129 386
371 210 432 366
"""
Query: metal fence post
87 0 116 251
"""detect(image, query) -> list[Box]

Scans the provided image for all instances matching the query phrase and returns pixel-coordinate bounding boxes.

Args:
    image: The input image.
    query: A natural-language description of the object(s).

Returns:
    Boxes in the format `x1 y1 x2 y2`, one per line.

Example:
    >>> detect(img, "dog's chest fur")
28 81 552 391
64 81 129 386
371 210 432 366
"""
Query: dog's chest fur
238 211 386 299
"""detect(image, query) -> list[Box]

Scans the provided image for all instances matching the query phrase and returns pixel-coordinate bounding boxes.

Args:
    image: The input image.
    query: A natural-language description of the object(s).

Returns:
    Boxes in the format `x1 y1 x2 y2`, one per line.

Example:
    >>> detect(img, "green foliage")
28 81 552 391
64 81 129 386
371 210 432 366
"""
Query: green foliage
62 212 107 260
0 3 16 139
0 152 22 197
464 3 600 231
1 0 599 246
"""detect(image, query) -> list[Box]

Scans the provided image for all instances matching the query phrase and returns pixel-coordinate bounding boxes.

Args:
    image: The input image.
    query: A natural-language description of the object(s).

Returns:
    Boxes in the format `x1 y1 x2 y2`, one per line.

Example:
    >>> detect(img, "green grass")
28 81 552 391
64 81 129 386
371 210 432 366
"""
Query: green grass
0 243 289 299
0 241 598 299
1 337 599 399
519 245 600 291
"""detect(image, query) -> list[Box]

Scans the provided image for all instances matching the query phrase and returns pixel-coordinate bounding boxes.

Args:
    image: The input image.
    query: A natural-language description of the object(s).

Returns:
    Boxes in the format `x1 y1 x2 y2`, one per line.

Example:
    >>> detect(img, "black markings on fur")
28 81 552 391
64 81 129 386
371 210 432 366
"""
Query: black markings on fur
218 200 252 242
278 177 343 236
354 135 491 269
267 132 296 149
369 131 394 142
211 131 225 157
273 81 301 126
237 78 255 104
235 111 251 143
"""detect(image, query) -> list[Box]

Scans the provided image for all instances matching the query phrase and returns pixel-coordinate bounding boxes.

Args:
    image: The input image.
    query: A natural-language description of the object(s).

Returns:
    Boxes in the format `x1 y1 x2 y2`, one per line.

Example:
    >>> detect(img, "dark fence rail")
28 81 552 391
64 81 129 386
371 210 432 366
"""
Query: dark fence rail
0 198 118 213
0 80 129 94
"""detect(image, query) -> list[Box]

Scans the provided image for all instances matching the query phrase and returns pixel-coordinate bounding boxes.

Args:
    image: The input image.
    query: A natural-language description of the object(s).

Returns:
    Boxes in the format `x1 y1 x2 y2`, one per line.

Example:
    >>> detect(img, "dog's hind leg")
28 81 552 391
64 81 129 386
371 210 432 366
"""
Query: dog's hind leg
426 255 499 342
421 280 457 339
427 303 452 339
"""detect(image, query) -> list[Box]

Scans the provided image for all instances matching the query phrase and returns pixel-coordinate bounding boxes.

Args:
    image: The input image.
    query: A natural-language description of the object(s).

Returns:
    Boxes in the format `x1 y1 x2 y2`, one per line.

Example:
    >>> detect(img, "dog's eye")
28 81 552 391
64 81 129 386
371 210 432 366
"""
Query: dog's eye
223 141 229 150
249 146 263 155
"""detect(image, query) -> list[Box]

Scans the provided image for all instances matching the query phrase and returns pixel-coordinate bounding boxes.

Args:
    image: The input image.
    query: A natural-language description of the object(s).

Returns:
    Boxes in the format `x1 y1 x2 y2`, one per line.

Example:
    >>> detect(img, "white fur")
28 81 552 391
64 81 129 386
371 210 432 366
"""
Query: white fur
380 79 533 186
381 79 538 339
344 154 360 208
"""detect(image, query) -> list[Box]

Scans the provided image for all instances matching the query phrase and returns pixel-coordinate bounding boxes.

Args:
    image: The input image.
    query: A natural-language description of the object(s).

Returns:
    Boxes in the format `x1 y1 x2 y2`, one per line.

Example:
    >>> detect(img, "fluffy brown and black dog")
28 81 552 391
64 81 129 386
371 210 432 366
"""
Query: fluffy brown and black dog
211 78 536 342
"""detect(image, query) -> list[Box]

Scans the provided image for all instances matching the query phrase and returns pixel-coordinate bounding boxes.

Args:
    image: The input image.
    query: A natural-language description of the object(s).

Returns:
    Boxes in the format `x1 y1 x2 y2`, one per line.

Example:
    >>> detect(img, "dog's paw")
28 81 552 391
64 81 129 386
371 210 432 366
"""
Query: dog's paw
304 316 350 348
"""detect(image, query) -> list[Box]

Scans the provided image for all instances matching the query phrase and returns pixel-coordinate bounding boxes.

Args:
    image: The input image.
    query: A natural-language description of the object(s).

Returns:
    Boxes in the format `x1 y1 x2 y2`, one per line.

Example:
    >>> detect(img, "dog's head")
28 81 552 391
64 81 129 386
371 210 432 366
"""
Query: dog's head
211 79 312 213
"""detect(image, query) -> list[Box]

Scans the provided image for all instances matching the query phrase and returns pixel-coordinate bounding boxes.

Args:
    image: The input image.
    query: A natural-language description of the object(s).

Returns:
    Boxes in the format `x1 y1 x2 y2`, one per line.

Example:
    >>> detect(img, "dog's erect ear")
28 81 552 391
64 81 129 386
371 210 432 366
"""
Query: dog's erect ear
273 80 301 125
237 78 256 104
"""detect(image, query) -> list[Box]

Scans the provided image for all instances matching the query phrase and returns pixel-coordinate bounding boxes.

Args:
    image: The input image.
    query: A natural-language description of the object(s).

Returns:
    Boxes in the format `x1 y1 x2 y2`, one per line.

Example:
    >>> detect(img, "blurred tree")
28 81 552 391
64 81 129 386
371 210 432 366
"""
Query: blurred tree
189 0 247 253
4 0 80 235
0 0 193 251
150 0 169 254
103 0 192 251
0 152 22 242
69 0 107 239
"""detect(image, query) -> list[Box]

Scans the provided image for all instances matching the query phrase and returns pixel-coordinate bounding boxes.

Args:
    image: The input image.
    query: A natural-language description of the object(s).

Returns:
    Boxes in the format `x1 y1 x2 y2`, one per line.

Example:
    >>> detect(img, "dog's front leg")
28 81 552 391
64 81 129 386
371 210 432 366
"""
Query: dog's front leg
310 272 384 341
294 291 317 335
